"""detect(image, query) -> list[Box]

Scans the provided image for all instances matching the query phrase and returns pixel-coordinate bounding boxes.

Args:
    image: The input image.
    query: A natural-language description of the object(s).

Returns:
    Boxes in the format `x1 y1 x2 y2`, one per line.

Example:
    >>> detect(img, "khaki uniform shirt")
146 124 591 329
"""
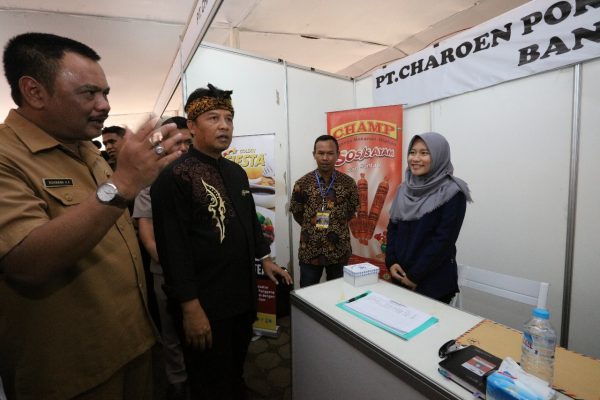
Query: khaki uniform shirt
0 110 156 400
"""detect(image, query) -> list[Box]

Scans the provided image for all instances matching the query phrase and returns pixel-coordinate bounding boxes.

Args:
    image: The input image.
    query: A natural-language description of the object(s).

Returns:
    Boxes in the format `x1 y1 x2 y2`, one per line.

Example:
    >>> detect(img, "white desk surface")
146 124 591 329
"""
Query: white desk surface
293 279 571 400
293 278 484 398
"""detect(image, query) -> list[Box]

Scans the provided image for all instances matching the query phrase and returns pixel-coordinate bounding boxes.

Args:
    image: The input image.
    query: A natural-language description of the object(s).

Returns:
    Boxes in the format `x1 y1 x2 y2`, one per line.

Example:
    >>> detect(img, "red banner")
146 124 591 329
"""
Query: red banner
327 105 403 280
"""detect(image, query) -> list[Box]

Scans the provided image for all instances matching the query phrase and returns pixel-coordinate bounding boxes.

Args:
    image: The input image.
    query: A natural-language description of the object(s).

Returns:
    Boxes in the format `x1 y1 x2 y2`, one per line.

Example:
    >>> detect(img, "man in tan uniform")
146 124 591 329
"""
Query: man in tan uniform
0 32 183 399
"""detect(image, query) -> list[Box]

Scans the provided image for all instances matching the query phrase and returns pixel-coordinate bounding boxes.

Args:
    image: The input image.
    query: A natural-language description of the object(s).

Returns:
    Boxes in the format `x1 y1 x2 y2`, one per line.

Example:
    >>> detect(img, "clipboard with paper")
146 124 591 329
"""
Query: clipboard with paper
337 290 438 340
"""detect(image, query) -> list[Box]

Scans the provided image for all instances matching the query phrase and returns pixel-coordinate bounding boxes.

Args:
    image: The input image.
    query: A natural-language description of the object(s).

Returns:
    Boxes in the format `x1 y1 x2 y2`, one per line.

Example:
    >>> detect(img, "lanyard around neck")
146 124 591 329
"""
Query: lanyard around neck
315 170 336 201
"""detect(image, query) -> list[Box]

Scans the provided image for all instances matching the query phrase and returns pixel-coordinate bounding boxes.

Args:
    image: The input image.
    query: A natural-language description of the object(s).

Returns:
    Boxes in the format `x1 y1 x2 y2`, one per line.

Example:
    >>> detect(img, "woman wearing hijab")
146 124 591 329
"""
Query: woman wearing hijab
385 132 472 303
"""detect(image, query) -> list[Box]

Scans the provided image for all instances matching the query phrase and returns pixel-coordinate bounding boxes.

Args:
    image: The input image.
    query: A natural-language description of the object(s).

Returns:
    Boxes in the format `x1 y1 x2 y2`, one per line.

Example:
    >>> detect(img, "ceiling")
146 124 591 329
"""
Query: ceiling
0 0 528 130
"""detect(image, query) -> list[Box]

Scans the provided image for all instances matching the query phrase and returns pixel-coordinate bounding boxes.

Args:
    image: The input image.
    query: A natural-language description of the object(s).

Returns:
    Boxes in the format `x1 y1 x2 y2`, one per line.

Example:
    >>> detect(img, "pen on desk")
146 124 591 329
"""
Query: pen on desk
347 292 369 303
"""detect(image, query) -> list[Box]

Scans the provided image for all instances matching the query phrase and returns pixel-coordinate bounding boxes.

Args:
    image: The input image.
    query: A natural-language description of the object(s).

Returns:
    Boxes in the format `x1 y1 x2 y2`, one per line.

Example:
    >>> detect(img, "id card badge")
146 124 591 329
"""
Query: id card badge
315 211 331 230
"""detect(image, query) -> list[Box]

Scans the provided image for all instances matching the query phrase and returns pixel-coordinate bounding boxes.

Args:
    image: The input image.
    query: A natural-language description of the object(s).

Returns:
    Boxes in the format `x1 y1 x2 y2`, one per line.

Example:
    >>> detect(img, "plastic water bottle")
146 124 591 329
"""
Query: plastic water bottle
520 308 557 385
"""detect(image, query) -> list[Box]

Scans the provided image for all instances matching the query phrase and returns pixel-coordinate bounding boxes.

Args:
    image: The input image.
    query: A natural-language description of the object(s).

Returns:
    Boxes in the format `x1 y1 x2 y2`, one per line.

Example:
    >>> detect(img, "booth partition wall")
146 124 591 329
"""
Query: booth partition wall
183 43 356 295
183 43 600 358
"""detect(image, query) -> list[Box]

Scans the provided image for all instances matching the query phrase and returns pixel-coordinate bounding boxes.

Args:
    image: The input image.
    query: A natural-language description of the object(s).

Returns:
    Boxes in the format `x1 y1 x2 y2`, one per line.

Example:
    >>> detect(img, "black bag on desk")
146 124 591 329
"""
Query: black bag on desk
438 345 502 399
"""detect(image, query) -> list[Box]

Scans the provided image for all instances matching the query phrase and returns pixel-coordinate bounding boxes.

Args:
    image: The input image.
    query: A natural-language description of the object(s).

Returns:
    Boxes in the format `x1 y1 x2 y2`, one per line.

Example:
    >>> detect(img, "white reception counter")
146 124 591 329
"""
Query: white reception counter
290 278 570 400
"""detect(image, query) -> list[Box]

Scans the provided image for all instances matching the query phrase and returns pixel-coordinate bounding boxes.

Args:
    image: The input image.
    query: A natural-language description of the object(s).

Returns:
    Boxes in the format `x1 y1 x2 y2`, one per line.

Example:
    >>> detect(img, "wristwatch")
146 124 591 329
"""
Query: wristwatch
96 181 129 208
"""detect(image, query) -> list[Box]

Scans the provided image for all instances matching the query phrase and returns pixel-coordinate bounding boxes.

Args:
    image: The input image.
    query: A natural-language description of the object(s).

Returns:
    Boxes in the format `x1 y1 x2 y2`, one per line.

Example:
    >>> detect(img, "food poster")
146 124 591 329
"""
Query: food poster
327 105 403 280
223 133 278 334
223 133 276 257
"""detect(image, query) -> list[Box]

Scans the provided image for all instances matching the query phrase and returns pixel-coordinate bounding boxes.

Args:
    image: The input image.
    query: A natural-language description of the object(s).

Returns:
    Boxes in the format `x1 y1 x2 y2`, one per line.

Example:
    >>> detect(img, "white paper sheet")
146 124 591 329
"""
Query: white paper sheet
345 292 432 334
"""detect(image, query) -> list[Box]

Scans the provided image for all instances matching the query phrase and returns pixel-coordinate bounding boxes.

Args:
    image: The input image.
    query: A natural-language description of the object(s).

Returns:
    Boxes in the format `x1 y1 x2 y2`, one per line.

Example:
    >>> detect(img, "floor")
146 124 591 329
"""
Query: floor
244 316 292 400
152 316 292 400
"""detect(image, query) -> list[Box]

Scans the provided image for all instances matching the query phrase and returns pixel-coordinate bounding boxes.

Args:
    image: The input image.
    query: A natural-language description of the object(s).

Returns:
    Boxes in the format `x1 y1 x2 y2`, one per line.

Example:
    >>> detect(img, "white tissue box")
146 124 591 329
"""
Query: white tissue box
343 263 379 287
486 358 555 400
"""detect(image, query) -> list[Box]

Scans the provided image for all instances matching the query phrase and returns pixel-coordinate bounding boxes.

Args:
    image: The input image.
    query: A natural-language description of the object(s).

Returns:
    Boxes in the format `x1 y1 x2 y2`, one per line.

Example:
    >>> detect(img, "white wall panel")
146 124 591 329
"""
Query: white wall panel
286 67 354 281
403 104 432 154
356 62 600 355
354 76 374 109
185 46 286 138
570 59 600 358
429 69 573 335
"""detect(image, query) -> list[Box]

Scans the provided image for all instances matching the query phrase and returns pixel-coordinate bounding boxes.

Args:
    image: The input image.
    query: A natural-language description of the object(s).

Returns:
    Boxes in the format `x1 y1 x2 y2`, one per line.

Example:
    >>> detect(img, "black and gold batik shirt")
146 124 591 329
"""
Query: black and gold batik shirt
151 148 270 321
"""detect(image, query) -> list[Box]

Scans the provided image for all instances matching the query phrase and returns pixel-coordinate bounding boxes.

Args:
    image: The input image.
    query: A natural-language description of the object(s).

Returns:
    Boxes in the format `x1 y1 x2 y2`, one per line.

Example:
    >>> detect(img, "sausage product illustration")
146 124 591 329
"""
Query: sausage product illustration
365 176 389 241
354 173 369 243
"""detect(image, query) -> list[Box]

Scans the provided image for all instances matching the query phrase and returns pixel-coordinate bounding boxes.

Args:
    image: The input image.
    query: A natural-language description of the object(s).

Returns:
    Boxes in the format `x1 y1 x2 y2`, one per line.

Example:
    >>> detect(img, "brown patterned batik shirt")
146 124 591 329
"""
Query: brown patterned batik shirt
290 169 359 265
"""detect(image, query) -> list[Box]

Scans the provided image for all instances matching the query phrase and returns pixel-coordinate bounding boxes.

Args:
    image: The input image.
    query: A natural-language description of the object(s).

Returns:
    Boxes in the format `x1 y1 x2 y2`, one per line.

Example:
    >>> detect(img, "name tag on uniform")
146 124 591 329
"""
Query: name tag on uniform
42 178 74 187
315 211 330 230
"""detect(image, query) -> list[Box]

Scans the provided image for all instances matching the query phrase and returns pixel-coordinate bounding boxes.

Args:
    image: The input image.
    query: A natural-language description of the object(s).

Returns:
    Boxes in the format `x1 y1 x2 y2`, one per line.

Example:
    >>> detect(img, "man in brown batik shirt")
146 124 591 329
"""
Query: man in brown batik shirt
290 135 359 287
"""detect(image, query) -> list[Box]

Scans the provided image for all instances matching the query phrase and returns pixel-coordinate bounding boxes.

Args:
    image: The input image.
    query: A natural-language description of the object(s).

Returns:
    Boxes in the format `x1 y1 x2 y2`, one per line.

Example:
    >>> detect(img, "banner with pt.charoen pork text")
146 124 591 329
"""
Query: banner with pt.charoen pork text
374 0 600 107
327 105 403 280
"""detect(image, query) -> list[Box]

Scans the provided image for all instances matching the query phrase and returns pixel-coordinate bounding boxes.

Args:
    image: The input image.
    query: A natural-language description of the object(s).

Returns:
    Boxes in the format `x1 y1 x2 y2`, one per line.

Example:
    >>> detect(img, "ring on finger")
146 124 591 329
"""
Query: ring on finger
154 145 166 156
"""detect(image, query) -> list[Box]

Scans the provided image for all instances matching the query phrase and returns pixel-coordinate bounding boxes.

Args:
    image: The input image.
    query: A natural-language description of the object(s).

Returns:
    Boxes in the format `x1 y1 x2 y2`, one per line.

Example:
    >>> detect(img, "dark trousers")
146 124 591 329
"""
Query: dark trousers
299 262 345 288
437 293 455 304
178 311 254 400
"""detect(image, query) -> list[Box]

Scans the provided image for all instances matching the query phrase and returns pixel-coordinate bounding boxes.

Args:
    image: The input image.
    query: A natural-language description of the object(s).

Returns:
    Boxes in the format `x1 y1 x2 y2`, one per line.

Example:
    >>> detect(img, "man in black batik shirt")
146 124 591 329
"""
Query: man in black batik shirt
151 83 292 400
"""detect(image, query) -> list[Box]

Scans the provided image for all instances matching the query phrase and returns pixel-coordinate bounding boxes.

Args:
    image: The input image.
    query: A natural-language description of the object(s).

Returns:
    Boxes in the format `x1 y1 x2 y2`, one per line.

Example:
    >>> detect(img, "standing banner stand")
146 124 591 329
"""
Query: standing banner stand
224 133 280 336
254 261 279 337
327 106 403 280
